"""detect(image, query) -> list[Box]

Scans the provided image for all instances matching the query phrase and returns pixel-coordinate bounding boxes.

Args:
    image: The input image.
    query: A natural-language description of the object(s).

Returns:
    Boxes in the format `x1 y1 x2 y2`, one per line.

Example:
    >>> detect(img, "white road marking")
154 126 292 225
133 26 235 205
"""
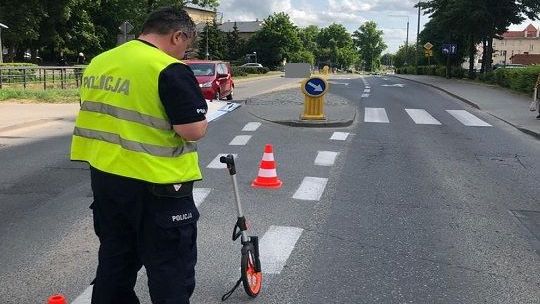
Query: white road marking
207 154 238 169
193 188 212 207
293 177 328 201
330 132 349 140
314 151 339 166
446 110 492 127
361 94 370 98
363 89 371 93
364 107 390 123
242 122 262 131
229 135 252 146
259 226 304 274
405 109 442 125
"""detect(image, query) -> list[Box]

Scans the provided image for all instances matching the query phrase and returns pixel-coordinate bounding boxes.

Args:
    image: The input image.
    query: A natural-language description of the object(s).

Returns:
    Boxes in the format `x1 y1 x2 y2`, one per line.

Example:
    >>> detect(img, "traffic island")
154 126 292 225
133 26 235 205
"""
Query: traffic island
244 88 356 127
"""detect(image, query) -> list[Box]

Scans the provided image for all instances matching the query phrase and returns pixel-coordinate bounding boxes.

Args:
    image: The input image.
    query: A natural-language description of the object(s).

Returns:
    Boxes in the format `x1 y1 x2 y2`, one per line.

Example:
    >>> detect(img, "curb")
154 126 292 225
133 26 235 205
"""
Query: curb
391 75 480 109
391 75 540 139
246 108 356 128
0 118 66 133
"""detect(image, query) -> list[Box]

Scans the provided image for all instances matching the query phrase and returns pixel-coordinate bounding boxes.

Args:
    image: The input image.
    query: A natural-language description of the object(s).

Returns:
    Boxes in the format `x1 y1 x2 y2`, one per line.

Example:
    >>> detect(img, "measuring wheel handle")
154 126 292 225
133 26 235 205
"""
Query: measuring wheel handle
220 155 236 175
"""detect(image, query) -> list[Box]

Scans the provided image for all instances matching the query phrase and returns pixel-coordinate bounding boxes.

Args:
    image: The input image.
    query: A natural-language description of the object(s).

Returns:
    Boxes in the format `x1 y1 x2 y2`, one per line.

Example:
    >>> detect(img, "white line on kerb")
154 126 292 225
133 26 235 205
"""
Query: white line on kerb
259 226 304 274
330 132 349 141
405 109 441 125
446 110 492 127
242 122 261 131
293 177 328 201
207 154 238 169
314 151 339 166
193 188 211 207
364 108 389 123
229 135 252 146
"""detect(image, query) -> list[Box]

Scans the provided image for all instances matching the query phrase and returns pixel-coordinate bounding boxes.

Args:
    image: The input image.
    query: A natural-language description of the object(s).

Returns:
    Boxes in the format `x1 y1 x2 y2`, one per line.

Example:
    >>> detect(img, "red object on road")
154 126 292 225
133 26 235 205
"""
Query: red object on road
184 60 234 101
48 294 67 304
252 144 282 189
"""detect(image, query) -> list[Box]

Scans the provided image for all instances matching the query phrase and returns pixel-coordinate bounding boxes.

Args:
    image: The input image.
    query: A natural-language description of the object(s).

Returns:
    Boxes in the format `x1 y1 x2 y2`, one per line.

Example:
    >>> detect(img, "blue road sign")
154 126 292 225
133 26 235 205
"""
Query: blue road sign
442 44 457 55
304 77 327 97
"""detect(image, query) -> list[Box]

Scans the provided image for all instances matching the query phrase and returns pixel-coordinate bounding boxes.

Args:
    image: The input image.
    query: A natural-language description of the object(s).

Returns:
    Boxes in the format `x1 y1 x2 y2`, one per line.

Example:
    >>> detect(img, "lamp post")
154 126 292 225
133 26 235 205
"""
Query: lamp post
0 23 8 64
416 2 421 74
389 15 410 65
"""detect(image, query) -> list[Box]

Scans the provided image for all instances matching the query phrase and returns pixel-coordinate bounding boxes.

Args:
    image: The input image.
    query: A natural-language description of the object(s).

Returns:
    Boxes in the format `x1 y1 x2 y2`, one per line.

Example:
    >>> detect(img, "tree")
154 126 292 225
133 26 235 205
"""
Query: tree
353 21 387 72
381 53 394 67
393 44 417 68
224 22 245 60
197 19 225 60
246 12 302 69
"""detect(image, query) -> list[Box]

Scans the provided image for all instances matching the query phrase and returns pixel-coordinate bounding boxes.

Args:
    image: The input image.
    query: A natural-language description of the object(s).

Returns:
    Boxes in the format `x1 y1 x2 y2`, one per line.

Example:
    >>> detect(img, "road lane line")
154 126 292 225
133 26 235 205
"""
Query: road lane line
314 151 339 166
229 135 252 146
242 122 261 131
207 154 238 169
330 132 349 140
364 89 371 93
193 188 212 207
293 177 328 201
259 225 304 274
446 110 492 127
364 107 390 123
405 109 442 125
361 94 370 98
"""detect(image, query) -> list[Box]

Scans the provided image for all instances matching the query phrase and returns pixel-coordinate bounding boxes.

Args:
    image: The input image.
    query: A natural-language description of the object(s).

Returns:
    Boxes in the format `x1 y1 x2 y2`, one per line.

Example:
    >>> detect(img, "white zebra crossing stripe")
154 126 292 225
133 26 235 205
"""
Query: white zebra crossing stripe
446 110 492 127
193 188 211 207
293 177 328 201
330 132 349 140
362 94 370 98
242 122 261 131
229 135 252 146
365 108 389 123
259 226 304 274
405 109 442 125
207 154 238 169
315 151 339 166
364 89 371 93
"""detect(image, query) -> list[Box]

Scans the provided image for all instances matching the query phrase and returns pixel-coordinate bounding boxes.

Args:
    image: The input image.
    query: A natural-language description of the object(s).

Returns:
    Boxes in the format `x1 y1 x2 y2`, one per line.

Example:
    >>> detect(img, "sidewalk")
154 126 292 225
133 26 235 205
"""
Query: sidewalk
0 100 230 132
393 74 540 138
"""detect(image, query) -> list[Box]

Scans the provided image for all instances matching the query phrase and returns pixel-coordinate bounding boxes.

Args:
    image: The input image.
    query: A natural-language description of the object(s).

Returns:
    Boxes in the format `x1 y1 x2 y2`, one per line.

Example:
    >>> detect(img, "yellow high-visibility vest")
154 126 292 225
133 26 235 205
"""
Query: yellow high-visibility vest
71 40 202 184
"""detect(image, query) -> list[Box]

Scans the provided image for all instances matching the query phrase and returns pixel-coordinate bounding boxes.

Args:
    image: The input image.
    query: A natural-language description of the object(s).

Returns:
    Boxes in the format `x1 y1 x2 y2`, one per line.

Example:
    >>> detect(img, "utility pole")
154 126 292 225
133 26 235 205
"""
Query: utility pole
389 15 410 65
205 21 209 60
415 2 421 74
0 23 7 63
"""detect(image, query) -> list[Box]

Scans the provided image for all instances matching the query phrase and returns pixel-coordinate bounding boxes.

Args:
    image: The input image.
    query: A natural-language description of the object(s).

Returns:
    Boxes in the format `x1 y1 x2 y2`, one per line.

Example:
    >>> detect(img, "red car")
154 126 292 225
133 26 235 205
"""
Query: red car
185 60 234 101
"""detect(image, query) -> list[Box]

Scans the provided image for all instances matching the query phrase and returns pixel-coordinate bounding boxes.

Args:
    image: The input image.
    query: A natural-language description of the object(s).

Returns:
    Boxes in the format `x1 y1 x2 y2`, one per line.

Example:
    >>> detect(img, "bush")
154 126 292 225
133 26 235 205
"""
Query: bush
0 63 39 82
231 66 270 76
490 66 540 93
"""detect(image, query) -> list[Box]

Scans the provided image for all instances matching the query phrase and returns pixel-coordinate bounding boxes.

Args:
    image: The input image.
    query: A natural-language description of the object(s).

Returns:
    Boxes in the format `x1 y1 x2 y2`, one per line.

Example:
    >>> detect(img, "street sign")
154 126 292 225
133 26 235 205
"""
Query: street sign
119 21 134 34
302 77 328 97
423 42 433 50
442 44 457 55
424 49 433 57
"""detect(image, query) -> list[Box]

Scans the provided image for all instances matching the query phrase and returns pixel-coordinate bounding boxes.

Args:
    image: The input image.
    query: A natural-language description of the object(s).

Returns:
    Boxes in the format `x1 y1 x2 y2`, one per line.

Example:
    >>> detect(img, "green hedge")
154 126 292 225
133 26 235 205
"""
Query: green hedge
397 65 466 78
231 66 270 77
492 66 540 94
0 63 39 82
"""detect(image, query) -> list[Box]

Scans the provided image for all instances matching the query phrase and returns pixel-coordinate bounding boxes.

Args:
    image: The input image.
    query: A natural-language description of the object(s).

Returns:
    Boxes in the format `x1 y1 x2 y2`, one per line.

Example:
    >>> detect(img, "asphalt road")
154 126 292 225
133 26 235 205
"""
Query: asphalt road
0 75 539 304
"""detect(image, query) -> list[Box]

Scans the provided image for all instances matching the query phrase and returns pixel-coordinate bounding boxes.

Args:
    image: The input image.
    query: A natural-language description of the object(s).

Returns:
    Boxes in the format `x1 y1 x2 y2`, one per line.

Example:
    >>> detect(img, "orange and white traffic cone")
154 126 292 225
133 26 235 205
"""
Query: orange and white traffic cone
252 144 282 189
47 294 67 304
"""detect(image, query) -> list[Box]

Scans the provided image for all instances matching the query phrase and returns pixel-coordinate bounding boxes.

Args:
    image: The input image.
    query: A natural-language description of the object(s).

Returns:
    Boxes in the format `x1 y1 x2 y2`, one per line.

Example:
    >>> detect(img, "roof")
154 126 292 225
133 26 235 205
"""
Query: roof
502 23 538 38
184 3 215 13
219 21 264 33
510 54 540 65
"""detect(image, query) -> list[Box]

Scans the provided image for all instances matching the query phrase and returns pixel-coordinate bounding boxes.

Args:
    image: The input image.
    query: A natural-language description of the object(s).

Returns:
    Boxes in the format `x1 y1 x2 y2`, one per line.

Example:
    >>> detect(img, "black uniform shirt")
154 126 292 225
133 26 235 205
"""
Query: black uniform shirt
137 39 208 125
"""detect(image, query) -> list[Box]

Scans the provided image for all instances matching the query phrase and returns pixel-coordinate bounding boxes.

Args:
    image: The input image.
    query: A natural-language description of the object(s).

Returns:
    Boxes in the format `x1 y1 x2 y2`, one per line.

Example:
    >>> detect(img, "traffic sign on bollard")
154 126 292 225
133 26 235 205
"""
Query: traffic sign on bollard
301 77 329 120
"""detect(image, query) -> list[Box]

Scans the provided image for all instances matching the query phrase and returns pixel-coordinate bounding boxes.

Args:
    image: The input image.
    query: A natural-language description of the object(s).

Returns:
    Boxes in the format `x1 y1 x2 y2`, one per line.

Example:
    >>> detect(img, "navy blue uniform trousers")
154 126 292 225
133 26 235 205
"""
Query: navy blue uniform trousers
89 167 199 304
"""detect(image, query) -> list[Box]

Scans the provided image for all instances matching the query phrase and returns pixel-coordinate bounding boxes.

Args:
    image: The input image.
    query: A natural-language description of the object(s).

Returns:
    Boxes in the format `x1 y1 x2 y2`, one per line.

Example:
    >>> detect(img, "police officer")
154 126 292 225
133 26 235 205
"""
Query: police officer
71 6 208 304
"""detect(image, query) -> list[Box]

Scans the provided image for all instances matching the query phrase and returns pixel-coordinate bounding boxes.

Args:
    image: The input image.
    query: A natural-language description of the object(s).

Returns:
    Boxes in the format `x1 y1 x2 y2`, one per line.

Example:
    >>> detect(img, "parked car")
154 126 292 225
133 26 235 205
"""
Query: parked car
240 63 263 68
185 60 234 101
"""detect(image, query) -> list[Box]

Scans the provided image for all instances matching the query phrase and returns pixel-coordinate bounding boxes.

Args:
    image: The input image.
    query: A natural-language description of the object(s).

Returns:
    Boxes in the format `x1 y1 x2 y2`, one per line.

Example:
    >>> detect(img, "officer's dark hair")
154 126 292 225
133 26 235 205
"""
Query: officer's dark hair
142 6 196 37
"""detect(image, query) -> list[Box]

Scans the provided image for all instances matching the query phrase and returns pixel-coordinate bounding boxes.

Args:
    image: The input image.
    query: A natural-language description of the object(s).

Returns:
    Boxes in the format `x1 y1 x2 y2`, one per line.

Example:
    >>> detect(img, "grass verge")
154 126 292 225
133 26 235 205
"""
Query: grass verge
0 88 79 103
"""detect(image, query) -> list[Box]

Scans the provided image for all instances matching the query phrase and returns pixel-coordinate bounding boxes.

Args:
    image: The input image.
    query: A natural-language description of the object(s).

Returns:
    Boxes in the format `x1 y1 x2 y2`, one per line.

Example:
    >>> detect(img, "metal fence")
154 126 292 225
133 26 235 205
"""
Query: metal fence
0 66 86 90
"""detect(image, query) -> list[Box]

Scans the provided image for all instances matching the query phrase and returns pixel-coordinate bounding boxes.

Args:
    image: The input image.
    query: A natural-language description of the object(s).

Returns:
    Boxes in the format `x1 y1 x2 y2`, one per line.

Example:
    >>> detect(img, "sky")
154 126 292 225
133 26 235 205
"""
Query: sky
217 0 539 54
